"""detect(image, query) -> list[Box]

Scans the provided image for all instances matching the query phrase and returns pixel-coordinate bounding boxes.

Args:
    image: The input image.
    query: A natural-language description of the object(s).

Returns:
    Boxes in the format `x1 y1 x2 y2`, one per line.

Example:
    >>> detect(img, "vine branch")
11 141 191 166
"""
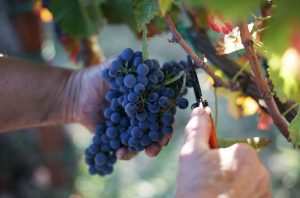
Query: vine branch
164 13 232 90
163 7 293 140
238 21 290 139
183 25 297 122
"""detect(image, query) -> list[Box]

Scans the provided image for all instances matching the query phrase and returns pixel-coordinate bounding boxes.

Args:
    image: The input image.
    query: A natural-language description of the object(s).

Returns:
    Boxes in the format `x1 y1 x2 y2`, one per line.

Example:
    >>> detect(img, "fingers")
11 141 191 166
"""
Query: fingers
145 143 161 157
117 134 172 160
226 143 261 163
159 134 172 147
182 106 212 154
145 134 172 157
145 107 212 158
116 148 137 160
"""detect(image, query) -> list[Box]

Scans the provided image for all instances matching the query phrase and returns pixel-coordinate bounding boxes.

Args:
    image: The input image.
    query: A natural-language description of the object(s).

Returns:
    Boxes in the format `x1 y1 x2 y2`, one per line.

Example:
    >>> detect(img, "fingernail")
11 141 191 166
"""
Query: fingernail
122 153 131 160
160 135 171 146
116 149 126 160
151 144 160 156
146 145 156 157
164 139 170 146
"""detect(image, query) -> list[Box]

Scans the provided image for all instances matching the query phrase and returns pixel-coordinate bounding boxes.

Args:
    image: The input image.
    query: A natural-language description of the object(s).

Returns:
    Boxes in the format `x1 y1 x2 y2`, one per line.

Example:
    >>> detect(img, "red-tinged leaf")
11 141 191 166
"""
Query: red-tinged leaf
216 37 225 55
257 109 273 131
59 35 80 64
291 27 300 54
69 45 80 64
218 23 257 54
136 22 164 39
208 13 233 35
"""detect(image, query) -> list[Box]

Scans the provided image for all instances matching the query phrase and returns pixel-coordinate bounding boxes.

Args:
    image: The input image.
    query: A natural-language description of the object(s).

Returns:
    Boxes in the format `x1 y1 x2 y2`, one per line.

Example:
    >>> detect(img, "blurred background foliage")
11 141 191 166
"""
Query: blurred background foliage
0 0 299 198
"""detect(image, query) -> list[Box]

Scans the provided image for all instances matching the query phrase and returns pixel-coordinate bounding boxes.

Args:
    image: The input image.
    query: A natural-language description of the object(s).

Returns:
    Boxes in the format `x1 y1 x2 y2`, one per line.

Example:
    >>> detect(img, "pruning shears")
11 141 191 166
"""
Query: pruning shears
187 56 219 149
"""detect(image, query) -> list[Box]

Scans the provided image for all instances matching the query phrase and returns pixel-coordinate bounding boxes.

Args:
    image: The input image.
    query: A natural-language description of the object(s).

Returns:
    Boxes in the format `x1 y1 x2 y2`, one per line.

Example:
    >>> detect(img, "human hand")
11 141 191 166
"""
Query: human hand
176 106 271 198
69 60 170 160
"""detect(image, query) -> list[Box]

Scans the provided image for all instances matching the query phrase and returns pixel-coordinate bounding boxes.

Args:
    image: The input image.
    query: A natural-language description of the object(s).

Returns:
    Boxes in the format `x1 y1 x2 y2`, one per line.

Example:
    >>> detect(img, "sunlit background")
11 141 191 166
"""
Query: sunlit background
0 0 299 198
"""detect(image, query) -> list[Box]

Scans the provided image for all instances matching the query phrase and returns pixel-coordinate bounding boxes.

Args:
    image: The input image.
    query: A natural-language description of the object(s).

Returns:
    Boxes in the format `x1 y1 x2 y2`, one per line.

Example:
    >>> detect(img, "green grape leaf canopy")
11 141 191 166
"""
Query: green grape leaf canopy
268 55 300 103
49 0 101 38
289 110 300 147
268 67 289 103
101 0 137 32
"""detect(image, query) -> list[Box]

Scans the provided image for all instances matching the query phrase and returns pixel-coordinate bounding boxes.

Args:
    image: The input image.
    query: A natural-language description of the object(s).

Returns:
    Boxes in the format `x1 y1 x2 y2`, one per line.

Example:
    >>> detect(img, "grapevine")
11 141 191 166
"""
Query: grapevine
39 0 300 175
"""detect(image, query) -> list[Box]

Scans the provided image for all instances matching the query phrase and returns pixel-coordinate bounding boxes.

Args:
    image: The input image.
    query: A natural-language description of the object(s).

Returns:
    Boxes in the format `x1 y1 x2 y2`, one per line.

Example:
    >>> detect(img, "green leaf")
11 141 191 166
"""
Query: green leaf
288 110 300 147
268 65 289 103
101 0 137 32
218 137 270 151
134 0 159 32
262 0 300 55
49 0 101 38
158 0 173 16
101 0 180 36
268 54 300 103
142 26 149 60
263 17 292 55
185 0 263 20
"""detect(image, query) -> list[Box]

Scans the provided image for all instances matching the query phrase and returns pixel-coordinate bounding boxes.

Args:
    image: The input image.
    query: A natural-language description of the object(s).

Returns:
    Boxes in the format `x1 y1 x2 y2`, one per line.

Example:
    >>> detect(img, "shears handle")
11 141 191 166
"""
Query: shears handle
208 115 219 149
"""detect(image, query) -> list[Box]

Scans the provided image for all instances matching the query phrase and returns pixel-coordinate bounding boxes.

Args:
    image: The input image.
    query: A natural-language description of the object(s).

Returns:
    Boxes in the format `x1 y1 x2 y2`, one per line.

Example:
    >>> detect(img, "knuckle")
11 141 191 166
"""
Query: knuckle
232 143 259 162
204 106 212 115
178 151 187 164
184 121 197 134
179 144 192 159
179 144 196 163
185 116 210 132
235 143 256 155
184 123 194 134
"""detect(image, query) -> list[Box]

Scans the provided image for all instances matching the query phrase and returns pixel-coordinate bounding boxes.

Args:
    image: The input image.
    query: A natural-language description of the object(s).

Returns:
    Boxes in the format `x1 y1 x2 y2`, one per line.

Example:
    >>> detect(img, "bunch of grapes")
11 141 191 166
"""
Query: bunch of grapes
84 48 190 176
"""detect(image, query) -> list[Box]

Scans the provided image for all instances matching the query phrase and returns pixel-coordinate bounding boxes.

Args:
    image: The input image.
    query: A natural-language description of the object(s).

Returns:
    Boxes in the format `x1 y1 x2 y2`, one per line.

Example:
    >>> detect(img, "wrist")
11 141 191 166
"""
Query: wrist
56 69 84 124
63 65 108 130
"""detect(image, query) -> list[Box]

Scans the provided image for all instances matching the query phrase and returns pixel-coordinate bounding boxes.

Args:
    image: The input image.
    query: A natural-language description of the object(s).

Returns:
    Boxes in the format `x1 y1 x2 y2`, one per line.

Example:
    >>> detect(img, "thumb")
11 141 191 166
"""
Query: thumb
182 106 212 153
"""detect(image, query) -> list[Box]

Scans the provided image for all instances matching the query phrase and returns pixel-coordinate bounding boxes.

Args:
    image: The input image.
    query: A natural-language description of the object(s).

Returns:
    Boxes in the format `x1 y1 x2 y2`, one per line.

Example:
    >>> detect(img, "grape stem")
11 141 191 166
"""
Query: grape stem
164 13 233 90
214 88 218 132
238 21 290 140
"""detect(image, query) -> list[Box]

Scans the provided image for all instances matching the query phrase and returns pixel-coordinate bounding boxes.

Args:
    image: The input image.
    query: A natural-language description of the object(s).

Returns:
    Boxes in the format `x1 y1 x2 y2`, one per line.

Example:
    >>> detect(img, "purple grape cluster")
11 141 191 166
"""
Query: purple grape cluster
85 48 189 176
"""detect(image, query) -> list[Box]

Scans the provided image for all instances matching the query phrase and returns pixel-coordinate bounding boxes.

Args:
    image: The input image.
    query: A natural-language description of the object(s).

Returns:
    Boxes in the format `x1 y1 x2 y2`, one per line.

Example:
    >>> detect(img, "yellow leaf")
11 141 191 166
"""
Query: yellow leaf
236 96 259 116
158 0 173 16
268 48 300 103
40 8 53 23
